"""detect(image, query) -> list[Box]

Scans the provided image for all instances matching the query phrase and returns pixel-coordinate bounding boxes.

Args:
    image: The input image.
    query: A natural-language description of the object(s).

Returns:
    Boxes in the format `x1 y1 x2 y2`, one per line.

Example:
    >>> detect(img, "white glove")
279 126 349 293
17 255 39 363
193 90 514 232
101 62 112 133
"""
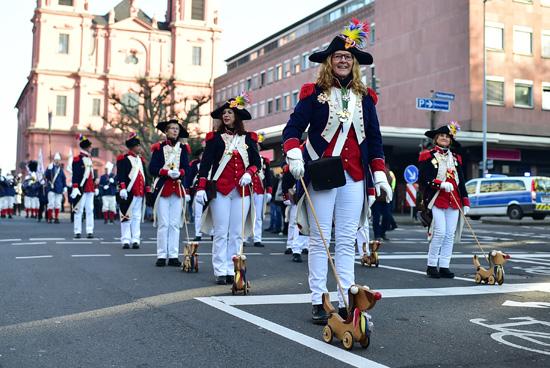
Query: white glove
286 148 305 180
373 171 393 203
47 163 53 170
119 188 128 200
109 178 114 183
463 206 470 215
195 190 207 205
283 199 292 206
168 169 180 179
70 187 81 199
94 188 99 196
368 195 376 208
265 193 272 203
239 172 252 186
185 194 191 202
103 185 109 190
40 179 45 185
440 182 453 193
63 187 68 194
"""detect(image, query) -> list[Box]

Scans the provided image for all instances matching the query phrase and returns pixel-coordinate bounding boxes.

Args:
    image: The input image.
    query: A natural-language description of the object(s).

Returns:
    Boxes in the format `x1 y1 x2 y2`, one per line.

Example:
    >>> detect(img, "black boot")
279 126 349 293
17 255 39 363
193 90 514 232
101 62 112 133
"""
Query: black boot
216 276 227 285
292 253 303 263
122 243 130 249
284 248 293 255
253 242 264 248
312 304 328 325
74 233 81 239
226 275 235 284
155 258 166 267
86 233 94 239
439 268 455 279
167 258 181 267
338 307 348 320
132 242 140 249
54 218 60 224
426 266 441 279
301 248 309 255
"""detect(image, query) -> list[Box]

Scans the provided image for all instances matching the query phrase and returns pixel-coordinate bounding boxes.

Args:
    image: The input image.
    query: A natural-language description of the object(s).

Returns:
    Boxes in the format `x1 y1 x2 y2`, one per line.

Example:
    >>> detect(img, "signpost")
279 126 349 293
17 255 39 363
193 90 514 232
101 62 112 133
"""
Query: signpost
434 91 455 101
416 98 450 112
404 165 419 184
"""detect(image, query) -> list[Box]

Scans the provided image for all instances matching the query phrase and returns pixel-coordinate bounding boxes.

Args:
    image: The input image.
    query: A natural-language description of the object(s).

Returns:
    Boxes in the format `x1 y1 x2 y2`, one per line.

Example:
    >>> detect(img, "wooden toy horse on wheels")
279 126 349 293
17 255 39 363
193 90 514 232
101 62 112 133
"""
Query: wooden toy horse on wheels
182 242 199 273
321 285 382 350
473 250 510 285
231 254 251 295
360 240 381 267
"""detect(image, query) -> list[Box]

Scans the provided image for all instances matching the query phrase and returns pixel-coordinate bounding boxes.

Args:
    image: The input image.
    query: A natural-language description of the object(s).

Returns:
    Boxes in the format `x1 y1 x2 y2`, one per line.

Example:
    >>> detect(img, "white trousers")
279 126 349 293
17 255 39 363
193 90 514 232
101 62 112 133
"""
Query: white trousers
1 197 14 210
308 173 364 307
193 197 203 237
102 195 116 212
210 189 250 277
121 196 143 245
156 195 182 259
428 206 459 268
287 204 309 254
47 192 63 210
74 192 94 235
356 219 370 257
251 193 265 243
25 196 39 209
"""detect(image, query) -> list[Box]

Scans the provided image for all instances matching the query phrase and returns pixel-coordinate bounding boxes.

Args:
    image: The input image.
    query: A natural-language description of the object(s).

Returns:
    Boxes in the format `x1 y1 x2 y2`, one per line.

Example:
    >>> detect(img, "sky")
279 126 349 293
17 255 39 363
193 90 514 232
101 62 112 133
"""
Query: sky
0 0 334 172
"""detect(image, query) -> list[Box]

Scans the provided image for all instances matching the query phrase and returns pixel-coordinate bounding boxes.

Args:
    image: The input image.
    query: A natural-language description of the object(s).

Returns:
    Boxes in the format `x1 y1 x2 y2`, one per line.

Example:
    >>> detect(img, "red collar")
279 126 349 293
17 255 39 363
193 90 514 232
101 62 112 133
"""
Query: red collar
434 146 450 154
127 151 137 157
165 139 178 147
80 150 90 157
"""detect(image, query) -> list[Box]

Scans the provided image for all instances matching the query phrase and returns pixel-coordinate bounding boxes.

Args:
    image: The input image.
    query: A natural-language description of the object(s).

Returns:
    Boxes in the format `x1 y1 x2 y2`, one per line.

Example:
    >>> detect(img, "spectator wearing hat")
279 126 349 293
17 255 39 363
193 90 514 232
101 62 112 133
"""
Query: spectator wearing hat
45 152 67 223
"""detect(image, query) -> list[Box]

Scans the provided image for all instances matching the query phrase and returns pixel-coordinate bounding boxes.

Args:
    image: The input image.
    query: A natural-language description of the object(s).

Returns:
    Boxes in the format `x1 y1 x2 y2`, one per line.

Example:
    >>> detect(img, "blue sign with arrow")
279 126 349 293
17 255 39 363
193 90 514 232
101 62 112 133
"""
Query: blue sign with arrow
404 165 419 184
434 91 455 101
416 98 450 112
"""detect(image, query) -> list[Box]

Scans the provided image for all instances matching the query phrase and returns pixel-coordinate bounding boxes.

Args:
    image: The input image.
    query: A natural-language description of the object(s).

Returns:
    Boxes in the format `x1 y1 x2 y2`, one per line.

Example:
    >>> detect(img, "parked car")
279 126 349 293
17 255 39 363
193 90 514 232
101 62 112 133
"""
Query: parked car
465 175 550 220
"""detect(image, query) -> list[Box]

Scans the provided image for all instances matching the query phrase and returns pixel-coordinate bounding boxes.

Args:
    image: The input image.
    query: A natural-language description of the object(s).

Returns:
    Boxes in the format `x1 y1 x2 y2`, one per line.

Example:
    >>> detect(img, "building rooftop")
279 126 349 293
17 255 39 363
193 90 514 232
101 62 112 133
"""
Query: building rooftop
92 0 170 30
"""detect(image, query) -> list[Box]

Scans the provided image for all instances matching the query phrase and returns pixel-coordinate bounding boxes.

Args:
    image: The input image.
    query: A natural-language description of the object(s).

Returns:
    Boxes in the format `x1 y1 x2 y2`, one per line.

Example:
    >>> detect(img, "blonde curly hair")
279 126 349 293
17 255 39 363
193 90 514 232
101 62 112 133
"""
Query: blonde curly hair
315 55 368 96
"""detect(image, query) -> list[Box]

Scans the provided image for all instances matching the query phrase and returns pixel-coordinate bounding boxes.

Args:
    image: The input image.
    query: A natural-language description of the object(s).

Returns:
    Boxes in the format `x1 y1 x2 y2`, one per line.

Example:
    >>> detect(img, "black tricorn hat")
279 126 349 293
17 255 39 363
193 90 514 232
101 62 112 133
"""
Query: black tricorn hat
125 133 141 148
78 134 92 149
27 160 38 173
211 93 252 121
309 36 374 65
425 121 462 147
156 119 189 139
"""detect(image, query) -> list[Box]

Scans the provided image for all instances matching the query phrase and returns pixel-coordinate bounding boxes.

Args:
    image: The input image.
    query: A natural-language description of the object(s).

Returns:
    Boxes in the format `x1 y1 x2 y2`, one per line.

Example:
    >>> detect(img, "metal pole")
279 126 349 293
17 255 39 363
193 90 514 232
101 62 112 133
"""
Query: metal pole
48 111 53 162
482 0 488 177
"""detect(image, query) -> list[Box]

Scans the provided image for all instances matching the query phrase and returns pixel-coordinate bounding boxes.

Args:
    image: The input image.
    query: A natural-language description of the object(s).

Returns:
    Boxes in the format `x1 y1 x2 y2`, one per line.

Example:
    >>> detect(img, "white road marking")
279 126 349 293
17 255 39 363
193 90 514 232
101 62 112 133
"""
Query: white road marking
29 238 65 241
0 239 21 242
509 259 550 267
100 241 121 244
15 255 53 260
197 297 388 368
502 300 550 309
71 254 111 258
124 254 157 257
11 242 47 246
57 241 93 244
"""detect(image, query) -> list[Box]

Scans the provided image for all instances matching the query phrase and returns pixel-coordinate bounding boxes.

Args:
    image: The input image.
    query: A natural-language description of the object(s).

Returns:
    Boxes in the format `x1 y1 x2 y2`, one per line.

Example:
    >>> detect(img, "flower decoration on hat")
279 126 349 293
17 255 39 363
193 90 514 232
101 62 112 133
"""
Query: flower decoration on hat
257 132 265 143
340 18 370 50
447 121 461 137
229 91 251 110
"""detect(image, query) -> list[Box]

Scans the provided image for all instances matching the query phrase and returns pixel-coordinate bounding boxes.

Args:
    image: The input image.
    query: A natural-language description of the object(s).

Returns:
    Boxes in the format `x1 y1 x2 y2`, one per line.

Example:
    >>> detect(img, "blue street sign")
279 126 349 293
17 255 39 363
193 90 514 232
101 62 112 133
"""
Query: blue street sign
434 91 455 101
404 165 419 184
416 98 450 112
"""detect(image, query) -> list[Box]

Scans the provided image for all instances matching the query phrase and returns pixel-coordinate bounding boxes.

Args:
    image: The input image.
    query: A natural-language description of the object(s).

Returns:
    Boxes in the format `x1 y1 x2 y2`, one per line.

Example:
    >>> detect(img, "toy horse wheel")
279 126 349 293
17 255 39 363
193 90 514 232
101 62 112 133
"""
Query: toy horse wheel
360 259 365 267
359 335 370 349
342 331 354 350
322 325 333 344
488 275 496 285
474 273 482 284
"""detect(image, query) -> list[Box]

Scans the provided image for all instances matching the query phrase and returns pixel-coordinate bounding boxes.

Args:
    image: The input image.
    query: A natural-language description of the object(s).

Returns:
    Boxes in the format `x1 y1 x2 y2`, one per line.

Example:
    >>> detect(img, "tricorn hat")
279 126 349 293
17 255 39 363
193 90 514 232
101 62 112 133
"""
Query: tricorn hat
27 160 38 173
425 121 462 148
125 132 141 148
156 119 189 139
78 134 92 149
309 18 373 65
211 92 252 121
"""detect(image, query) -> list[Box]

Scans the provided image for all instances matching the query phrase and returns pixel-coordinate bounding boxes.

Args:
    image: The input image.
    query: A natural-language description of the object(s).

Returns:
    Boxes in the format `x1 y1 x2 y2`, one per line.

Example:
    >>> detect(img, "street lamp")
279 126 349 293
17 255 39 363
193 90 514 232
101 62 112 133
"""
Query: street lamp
482 0 488 177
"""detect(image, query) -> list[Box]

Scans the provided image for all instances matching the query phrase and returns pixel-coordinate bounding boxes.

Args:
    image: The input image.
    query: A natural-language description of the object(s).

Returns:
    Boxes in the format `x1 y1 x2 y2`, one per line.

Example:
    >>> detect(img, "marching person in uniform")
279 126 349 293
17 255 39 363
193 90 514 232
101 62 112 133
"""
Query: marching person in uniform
70 135 97 239
116 133 150 250
15 173 23 216
45 152 67 223
249 134 272 247
194 93 261 285
186 148 204 241
0 170 7 218
282 19 392 323
99 164 117 224
418 121 470 279
148 119 190 267
23 161 41 219
282 164 309 262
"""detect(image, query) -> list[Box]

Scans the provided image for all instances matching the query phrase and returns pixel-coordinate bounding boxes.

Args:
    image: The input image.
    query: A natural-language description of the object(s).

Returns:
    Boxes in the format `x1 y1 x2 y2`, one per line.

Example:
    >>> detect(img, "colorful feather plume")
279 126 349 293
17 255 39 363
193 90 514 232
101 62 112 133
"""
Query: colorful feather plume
257 132 265 143
229 91 251 110
340 18 370 50
447 120 461 136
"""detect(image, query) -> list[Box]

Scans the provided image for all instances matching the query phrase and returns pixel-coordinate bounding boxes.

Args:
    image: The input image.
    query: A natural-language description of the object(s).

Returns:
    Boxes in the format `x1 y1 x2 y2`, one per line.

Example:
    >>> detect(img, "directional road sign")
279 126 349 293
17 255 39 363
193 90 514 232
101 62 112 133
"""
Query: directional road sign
416 98 450 112
434 91 455 101
404 164 419 184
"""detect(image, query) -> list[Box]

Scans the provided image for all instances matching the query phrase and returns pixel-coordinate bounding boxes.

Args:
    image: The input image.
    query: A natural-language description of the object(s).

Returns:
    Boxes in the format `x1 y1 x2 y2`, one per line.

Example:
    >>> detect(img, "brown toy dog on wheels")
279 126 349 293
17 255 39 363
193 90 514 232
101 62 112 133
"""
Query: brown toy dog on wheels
182 242 199 273
321 285 382 350
231 254 250 295
473 250 511 285
360 240 381 267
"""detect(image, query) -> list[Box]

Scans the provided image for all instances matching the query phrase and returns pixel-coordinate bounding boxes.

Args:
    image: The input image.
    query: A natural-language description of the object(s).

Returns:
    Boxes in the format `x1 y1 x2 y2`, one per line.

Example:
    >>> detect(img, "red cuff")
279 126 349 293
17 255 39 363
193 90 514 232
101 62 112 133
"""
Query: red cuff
159 169 169 177
368 188 376 196
246 166 258 176
462 197 470 207
432 179 442 188
145 186 151 193
283 138 300 153
72 183 78 188
179 169 185 177
119 182 126 190
283 193 290 201
197 177 207 190
266 187 273 194
369 158 385 172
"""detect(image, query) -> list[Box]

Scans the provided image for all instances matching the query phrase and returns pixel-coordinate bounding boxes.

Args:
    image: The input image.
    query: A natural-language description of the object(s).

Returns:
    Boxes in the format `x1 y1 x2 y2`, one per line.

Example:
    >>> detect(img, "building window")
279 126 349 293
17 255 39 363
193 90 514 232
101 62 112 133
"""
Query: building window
251 103 258 119
485 23 504 50
292 57 301 74
513 0 532 3
56 95 67 116
267 68 274 84
292 90 299 107
58 34 69 54
283 60 291 78
513 26 533 55
542 83 550 110
301 53 309 71
59 0 73 5
486 77 505 105
239 80 245 93
283 94 291 111
122 93 139 115
514 80 533 108
275 64 282 81
232 83 238 97
188 102 199 124
542 32 550 58
91 148 99 158
260 71 266 87
191 0 205 20
259 101 266 117
275 96 281 112
267 99 273 114
192 46 202 65
92 98 101 116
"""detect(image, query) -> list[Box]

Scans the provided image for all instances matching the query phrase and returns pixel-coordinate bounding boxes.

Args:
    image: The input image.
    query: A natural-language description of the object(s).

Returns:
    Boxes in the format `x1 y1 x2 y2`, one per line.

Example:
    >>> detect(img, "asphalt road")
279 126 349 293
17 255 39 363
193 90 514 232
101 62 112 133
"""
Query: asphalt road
0 215 549 367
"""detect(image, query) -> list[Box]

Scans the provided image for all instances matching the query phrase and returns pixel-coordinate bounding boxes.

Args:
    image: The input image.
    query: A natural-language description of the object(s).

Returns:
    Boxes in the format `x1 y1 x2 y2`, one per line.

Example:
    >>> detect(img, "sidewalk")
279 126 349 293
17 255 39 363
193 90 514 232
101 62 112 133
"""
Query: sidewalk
480 216 550 226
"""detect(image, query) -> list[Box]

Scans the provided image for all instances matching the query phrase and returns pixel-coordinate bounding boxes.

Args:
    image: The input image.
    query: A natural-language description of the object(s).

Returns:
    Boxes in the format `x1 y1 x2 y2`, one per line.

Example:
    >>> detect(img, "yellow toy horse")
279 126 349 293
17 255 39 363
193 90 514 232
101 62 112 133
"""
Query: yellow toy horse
360 240 381 267
182 242 199 273
231 254 250 295
473 250 510 285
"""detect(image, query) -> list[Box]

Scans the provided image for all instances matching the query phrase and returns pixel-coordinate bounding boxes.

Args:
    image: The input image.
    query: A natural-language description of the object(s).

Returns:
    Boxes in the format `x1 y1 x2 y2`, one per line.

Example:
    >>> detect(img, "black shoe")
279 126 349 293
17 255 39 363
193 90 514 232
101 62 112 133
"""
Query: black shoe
292 253 303 263
426 266 441 278
312 304 329 325
226 275 235 284
8 215 12 219
211 236 214 241
439 268 455 279
338 307 348 320
54 218 60 224
74 233 81 239
122 243 130 249
110 220 114 224
167 258 181 267
155 258 166 267
301 248 309 255
132 243 140 249
193 236 201 241
216 276 227 285
104 219 108 224
253 242 264 248
86 233 93 239
284 248 293 255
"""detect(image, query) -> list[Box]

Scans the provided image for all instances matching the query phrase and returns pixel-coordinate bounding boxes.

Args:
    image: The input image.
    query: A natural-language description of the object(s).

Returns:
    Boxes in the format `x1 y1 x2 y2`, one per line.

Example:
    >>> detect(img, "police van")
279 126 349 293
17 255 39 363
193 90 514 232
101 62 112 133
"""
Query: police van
465 175 550 220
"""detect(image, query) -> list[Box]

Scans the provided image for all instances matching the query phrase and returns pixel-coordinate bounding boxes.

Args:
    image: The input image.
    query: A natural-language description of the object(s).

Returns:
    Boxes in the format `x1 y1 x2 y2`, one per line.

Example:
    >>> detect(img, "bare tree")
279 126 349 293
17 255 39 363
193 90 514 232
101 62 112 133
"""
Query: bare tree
87 77 210 163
